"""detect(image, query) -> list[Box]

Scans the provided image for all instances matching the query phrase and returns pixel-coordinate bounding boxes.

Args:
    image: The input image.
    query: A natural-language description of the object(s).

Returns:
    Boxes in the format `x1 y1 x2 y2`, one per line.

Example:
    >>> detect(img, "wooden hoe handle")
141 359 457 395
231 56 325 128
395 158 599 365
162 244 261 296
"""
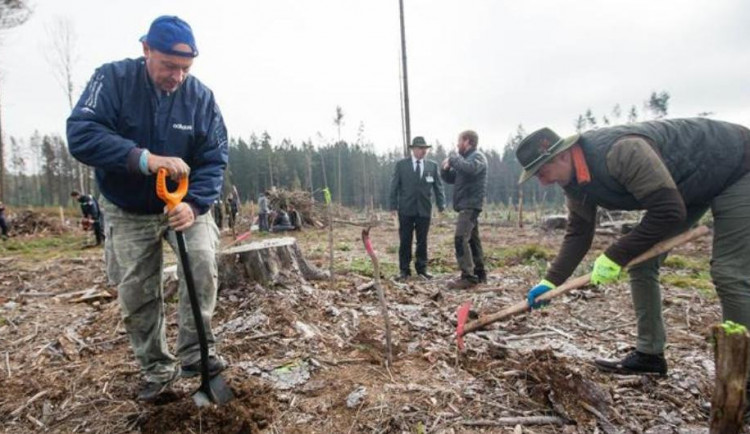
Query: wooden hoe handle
460 225 709 336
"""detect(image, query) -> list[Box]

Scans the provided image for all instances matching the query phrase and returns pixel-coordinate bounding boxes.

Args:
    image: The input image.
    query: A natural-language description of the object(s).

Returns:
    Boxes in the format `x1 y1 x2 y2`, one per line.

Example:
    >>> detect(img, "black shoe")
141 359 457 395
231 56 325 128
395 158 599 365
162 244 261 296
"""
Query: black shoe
417 272 433 280
475 271 487 284
138 370 179 402
181 355 227 378
447 277 479 290
395 272 411 282
594 351 667 376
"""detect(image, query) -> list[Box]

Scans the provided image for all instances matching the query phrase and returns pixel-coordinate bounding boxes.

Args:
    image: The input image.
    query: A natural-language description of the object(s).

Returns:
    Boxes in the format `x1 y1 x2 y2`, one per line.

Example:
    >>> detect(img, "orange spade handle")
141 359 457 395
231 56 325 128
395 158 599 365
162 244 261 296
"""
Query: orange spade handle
155 168 188 211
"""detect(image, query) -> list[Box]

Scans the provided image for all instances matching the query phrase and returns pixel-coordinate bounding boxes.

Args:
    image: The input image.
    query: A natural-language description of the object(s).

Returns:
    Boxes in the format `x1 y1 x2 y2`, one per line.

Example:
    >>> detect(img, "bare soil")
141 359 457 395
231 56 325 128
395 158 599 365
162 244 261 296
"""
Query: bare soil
0 212 724 433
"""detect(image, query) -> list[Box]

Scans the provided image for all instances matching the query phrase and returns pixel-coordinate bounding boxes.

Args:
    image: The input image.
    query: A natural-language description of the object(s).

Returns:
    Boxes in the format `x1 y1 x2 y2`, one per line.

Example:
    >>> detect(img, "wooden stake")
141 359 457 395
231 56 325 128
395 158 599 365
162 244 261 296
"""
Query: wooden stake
710 321 750 434
362 226 393 366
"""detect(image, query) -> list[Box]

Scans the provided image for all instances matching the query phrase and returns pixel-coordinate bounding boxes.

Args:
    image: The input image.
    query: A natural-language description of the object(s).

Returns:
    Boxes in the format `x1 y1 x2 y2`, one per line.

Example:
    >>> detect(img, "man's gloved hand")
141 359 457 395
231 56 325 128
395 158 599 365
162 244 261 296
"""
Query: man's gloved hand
527 279 556 309
591 254 622 285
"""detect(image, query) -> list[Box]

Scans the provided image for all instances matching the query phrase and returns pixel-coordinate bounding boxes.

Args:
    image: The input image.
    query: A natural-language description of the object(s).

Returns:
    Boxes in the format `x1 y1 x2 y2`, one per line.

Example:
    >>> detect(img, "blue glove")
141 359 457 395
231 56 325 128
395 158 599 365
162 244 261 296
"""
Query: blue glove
527 279 556 309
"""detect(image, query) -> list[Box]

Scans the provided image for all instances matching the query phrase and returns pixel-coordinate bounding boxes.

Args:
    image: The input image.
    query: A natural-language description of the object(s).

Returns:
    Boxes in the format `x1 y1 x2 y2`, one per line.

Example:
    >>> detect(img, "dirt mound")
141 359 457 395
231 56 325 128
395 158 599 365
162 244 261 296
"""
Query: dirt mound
10 210 67 235
139 379 276 434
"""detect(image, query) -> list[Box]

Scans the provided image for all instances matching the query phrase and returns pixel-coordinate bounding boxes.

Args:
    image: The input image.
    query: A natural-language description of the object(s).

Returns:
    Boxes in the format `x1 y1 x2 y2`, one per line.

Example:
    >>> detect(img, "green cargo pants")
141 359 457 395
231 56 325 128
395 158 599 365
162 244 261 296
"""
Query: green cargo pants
102 197 220 383
629 172 750 355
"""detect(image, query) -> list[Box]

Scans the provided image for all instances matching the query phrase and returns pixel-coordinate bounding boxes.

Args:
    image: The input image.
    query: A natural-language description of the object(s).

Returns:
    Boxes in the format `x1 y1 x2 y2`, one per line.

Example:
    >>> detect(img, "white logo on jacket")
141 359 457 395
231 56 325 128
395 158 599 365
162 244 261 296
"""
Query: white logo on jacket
172 123 193 131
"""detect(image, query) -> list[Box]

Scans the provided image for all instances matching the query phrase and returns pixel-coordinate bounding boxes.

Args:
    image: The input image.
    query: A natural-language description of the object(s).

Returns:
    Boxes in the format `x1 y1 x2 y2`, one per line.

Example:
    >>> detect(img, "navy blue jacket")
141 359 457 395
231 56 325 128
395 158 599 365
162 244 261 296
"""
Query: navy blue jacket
67 57 228 215
78 194 101 220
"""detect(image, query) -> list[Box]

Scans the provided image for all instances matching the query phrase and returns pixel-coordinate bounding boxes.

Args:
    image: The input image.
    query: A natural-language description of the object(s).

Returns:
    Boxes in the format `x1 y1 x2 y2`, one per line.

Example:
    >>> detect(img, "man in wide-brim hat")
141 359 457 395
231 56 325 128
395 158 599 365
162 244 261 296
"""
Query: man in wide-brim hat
517 118 750 388
389 136 445 280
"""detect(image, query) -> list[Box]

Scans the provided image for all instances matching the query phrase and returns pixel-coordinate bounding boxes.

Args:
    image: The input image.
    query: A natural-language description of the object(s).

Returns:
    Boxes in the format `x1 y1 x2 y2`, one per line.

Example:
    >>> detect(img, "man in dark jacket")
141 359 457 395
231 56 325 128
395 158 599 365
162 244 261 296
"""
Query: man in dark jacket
389 136 446 280
258 192 270 232
71 190 105 245
0 202 9 239
519 118 750 378
67 16 229 402
213 198 223 229
440 130 488 289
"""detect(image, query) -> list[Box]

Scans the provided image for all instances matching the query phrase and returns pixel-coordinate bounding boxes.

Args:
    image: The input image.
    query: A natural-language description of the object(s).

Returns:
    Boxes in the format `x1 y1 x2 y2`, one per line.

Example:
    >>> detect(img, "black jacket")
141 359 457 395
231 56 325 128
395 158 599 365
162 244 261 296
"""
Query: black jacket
440 149 488 211
78 195 101 219
389 158 446 217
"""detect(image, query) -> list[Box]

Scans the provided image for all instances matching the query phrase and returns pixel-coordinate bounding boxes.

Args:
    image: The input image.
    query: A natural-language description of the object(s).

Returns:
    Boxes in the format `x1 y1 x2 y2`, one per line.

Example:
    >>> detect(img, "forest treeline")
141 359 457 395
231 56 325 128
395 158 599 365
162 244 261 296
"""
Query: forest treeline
1 91 680 210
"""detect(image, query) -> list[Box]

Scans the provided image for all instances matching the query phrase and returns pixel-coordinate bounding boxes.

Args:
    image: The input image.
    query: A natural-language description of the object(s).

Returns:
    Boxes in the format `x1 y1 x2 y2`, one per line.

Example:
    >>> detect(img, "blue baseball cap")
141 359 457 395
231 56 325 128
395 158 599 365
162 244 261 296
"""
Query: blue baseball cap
140 15 198 58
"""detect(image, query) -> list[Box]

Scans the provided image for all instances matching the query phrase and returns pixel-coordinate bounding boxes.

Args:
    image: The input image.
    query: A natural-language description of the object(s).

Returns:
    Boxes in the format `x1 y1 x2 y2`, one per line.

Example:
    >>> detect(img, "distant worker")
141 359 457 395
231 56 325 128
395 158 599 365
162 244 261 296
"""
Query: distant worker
71 190 105 246
258 191 270 232
518 118 750 379
0 202 9 239
440 130 488 289
389 136 445 280
271 207 295 232
226 196 239 230
213 198 223 229
67 15 229 402
288 204 303 231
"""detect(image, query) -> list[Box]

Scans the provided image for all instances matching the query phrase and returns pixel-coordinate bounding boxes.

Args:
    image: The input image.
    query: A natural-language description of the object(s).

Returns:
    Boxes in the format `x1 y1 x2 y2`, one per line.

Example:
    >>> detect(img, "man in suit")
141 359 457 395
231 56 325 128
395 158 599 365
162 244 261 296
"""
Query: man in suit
389 136 446 280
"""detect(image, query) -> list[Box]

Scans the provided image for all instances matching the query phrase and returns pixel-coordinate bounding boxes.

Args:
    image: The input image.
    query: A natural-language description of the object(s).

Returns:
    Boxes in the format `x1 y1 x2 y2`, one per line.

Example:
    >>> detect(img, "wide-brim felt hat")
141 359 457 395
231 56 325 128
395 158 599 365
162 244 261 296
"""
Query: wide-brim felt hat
516 127 580 184
410 136 431 148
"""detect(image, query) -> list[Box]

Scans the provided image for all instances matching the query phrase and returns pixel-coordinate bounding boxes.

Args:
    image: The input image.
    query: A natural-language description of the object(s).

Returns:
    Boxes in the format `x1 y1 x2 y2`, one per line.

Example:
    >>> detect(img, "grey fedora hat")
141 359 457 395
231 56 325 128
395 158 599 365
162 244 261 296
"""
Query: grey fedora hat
516 127 580 184
410 136 432 148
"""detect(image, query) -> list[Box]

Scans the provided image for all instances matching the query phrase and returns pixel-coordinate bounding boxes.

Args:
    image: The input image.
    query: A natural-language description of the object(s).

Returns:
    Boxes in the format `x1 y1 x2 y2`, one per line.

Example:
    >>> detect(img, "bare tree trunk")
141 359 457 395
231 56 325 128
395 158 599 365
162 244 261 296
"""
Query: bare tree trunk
0 90 5 202
336 142 341 204
517 188 524 228
305 150 313 197
361 151 367 210
267 148 274 188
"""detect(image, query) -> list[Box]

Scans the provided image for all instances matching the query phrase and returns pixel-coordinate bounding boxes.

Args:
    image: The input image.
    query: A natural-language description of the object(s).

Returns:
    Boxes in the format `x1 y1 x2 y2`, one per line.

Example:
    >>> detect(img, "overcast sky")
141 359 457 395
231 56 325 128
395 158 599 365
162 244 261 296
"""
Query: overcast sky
2 0 749 155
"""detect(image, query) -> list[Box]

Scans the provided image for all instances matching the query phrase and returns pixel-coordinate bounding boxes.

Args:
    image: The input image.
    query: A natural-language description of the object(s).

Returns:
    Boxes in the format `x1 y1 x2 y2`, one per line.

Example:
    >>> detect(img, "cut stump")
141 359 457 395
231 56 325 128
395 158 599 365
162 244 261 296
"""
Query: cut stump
219 237 328 287
710 321 750 434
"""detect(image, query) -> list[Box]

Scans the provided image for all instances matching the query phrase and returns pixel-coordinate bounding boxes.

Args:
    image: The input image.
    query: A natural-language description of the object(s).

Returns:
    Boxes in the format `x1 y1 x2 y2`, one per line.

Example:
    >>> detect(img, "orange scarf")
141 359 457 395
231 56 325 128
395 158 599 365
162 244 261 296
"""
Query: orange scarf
571 144 591 185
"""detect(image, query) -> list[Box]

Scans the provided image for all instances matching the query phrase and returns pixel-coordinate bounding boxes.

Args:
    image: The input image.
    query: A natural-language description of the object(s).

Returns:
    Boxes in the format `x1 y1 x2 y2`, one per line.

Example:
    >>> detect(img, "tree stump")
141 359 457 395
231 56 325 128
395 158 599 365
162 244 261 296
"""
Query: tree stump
710 321 750 434
219 237 328 287
542 214 567 231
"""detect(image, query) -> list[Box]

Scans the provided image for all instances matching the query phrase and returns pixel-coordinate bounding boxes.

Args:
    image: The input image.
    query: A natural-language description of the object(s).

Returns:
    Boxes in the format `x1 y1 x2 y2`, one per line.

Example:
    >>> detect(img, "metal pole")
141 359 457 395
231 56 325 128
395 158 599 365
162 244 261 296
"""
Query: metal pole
398 0 411 157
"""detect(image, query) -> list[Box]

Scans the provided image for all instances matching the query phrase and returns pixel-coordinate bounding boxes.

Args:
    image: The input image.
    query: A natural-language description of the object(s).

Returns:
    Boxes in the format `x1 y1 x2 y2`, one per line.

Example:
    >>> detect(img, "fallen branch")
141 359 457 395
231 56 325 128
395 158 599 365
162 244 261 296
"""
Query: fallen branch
247 331 281 341
580 400 618 434
460 416 566 427
11 390 48 417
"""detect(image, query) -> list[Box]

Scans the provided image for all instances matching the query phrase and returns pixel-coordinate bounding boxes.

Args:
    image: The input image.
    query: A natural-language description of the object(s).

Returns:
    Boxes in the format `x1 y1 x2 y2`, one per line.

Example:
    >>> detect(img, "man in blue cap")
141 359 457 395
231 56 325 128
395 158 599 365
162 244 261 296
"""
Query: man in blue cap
67 16 229 402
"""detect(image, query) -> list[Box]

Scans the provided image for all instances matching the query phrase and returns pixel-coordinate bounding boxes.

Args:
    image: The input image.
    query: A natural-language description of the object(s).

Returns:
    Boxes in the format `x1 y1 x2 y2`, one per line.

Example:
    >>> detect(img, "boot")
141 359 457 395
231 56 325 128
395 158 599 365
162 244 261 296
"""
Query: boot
594 350 667 376
137 369 179 402
181 355 228 378
447 275 479 290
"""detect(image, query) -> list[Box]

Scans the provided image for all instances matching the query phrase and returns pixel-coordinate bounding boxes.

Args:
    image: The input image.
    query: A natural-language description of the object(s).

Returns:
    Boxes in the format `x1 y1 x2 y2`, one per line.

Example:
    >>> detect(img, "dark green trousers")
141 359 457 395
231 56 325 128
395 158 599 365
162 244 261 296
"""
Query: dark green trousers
629 172 750 354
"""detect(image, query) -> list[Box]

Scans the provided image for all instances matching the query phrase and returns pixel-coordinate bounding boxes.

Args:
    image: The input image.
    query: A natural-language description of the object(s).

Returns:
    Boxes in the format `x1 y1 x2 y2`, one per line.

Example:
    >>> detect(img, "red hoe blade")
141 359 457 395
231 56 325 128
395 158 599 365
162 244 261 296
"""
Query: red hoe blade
456 301 472 350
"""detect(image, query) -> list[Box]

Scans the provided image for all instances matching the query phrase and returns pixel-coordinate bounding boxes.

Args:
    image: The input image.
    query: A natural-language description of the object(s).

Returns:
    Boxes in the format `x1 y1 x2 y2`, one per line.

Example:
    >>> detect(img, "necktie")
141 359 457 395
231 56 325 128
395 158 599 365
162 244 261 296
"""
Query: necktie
415 160 421 178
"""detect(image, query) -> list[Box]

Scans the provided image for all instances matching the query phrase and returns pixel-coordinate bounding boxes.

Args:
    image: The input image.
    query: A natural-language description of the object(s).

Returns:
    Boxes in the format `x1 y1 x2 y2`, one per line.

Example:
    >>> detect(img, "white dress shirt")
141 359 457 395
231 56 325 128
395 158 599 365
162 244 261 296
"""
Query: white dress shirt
411 156 424 179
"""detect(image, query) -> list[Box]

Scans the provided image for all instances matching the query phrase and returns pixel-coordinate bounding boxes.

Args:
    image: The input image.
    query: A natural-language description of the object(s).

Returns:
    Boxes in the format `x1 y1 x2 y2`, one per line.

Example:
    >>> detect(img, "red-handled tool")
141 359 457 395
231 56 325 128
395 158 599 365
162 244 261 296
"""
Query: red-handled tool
156 168 234 407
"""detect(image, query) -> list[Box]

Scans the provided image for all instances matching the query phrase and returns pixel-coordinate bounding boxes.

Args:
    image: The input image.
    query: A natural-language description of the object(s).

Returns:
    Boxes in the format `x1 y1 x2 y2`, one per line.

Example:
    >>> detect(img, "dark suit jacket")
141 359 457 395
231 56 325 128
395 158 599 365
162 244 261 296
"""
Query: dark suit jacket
389 158 446 217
